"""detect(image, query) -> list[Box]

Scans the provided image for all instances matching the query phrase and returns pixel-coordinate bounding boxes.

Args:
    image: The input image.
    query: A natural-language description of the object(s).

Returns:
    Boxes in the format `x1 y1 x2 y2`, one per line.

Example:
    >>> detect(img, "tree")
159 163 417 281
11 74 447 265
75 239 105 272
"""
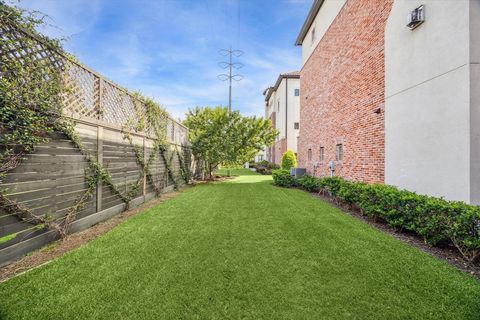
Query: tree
184 107 277 179
281 150 297 170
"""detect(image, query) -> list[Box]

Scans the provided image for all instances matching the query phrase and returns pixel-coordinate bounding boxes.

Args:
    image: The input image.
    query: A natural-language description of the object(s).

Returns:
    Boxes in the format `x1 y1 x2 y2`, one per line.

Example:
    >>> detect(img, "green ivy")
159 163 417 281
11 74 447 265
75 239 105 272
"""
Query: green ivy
0 3 139 242
0 2 64 175
0 2 191 248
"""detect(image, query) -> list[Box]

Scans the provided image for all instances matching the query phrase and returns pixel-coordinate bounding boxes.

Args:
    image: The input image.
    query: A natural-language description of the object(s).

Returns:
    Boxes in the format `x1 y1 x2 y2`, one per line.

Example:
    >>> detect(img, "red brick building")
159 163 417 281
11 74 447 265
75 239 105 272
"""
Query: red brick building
296 0 392 183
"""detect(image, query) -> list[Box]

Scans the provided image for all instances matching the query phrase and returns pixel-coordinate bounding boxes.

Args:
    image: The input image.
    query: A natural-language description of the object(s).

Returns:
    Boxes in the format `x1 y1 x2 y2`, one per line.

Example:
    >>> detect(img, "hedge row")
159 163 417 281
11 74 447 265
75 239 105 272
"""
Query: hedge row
272 169 480 263
251 160 280 175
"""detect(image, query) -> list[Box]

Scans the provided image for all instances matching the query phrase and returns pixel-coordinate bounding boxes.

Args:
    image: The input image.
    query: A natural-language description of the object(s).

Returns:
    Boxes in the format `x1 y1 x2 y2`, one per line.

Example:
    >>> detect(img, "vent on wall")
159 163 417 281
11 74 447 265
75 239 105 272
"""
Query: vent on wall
407 5 425 30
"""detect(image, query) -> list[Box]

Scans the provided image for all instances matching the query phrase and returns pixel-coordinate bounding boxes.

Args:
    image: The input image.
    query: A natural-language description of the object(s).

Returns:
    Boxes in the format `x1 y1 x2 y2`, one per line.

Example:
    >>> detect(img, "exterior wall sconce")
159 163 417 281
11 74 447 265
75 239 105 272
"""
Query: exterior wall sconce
407 5 425 30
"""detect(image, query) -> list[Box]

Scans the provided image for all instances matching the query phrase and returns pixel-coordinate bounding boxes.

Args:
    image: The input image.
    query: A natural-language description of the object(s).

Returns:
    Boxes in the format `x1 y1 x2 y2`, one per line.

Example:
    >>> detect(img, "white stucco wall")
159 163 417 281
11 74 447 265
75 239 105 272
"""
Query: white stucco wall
301 0 346 66
470 0 480 203
264 77 300 154
274 78 300 152
385 0 479 203
286 78 300 153
276 80 286 143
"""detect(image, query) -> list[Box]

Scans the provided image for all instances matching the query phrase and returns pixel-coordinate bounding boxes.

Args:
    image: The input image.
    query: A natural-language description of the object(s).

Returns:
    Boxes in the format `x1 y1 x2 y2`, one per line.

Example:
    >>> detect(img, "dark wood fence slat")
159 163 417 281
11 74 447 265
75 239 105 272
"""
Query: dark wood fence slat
0 20 192 266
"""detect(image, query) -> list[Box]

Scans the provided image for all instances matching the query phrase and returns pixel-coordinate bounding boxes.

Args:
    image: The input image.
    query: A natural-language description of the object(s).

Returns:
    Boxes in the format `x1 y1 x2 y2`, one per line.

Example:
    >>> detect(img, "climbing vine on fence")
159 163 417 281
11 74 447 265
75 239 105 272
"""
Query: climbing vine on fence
123 93 186 196
0 3 188 245
0 3 73 241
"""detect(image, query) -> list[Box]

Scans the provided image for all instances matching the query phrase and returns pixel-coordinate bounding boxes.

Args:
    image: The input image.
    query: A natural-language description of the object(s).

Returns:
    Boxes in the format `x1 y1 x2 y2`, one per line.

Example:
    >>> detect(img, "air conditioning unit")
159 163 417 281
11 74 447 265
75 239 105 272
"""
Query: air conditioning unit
407 5 425 30
290 168 306 178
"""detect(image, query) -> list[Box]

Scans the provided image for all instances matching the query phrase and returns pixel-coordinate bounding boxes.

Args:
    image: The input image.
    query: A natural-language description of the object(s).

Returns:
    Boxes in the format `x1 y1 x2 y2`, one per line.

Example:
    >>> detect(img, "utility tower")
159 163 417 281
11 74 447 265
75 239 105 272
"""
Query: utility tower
217 47 243 112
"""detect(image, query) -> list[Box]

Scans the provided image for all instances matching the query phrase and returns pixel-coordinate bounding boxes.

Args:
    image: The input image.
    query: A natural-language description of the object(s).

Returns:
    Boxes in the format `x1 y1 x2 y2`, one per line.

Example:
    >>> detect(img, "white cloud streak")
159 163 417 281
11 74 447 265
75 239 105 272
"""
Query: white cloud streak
17 0 308 120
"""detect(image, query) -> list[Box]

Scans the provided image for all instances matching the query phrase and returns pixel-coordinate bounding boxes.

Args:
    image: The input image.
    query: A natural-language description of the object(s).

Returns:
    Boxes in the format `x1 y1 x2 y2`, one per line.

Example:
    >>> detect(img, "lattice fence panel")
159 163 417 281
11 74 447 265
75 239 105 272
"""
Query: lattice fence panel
62 62 100 119
1 14 190 150
0 21 65 82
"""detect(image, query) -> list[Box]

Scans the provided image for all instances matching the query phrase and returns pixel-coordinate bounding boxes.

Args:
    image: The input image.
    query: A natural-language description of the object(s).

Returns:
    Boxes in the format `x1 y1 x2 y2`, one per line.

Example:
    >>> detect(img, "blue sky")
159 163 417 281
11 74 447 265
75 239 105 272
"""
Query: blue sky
18 0 311 120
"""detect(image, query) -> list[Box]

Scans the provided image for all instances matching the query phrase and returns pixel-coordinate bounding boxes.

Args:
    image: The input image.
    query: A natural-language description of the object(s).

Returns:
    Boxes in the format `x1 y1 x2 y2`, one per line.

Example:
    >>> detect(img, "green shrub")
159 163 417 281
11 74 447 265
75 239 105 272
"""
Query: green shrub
338 180 367 206
414 197 450 245
272 169 296 188
254 161 280 175
297 175 321 193
445 202 480 262
281 150 297 170
318 177 345 198
275 174 480 263
258 160 269 166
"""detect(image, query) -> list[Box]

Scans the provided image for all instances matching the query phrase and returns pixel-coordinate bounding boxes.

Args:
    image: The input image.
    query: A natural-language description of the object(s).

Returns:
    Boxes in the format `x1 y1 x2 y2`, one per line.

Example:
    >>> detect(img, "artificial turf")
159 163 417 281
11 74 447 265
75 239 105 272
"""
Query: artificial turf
1 170 479 319
215 167 257 176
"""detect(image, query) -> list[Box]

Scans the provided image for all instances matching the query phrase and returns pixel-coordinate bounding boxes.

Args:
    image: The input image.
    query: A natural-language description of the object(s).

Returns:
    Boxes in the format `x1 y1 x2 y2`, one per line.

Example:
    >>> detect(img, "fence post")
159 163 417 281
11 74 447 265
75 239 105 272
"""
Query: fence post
98 77 104 121
96 126 103 212
143 137 147 199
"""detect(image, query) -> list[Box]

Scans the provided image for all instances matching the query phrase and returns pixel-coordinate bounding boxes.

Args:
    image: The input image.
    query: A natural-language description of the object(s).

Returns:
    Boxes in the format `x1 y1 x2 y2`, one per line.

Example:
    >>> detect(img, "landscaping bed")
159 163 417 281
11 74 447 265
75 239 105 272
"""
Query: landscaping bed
273 170 480 272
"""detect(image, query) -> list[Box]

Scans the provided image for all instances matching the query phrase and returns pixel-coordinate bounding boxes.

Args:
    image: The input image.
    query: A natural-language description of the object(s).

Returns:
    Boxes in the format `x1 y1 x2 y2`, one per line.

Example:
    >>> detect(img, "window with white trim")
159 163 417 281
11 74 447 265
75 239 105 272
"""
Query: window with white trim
336 144 343 161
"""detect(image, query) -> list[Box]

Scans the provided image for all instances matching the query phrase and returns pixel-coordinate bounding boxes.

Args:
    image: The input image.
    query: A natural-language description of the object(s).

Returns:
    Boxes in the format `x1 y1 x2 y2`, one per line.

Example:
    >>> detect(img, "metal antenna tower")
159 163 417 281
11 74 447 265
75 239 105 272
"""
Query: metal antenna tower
217 47 243 112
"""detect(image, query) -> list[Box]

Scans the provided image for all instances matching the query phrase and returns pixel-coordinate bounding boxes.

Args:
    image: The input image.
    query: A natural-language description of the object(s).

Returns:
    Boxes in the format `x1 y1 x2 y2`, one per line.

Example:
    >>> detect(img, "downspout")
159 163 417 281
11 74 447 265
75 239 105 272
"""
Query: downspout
285 78 288 152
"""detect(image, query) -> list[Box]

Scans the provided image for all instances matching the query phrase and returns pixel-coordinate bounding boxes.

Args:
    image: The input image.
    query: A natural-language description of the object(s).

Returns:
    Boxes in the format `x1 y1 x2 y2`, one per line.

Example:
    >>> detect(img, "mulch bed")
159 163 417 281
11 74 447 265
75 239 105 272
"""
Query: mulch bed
0 187 189 282
312 192 480 280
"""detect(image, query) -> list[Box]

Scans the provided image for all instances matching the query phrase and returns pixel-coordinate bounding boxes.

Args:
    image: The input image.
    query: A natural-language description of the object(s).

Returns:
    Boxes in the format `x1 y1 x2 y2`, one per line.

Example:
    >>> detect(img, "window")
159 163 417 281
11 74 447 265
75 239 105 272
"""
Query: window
294 122 299 130
308 148 312 161
311 27 316 46
294 89 300 96
319 147 324 162
336 144 343 161
277 101 280 112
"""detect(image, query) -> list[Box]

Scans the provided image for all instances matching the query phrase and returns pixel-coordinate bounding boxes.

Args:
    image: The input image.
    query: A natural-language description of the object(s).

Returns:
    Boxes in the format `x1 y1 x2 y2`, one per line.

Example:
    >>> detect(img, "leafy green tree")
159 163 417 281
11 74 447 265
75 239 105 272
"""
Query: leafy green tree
281 150 297 170
184 107 277 179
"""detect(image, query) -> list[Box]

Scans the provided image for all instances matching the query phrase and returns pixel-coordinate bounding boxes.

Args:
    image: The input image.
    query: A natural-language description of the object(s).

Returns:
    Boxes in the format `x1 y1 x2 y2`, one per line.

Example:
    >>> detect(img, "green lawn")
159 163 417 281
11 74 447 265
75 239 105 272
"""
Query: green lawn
1 171 479 319
215 167 257 176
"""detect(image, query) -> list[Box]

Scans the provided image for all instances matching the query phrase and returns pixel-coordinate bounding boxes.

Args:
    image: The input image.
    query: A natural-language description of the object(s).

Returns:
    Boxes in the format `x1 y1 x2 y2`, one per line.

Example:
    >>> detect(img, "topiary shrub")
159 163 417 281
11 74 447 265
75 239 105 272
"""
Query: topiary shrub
281 150 297 170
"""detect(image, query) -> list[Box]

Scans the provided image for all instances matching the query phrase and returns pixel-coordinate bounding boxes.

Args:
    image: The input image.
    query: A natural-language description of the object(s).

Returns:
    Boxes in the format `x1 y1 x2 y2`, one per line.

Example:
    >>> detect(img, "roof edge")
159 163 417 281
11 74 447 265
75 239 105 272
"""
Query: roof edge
264 72 300 102
295 0 325 46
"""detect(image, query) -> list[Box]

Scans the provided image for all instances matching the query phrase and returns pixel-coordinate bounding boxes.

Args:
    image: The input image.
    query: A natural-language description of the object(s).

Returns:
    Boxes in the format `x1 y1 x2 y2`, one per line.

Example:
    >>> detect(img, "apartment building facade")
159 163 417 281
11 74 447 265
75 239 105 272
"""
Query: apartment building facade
264 72 300 165
296 0 480 204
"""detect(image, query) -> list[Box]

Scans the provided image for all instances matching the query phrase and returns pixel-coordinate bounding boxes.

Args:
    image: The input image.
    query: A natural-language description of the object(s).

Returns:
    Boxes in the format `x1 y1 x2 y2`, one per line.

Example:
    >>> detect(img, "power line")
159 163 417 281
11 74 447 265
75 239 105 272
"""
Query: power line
217 47 243 113
236 0 241 48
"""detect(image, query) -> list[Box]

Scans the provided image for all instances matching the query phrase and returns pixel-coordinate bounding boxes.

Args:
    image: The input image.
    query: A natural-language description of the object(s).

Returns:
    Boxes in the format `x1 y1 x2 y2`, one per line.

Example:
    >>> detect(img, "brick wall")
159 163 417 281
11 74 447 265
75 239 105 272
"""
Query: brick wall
298 0 392 183
274 138 287 166
267 112 277 163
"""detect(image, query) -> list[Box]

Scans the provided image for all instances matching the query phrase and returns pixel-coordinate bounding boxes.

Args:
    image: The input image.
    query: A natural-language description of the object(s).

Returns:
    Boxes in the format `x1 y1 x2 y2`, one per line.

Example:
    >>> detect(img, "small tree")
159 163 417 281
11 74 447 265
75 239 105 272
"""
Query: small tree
281 150 297 170
184 107 277 179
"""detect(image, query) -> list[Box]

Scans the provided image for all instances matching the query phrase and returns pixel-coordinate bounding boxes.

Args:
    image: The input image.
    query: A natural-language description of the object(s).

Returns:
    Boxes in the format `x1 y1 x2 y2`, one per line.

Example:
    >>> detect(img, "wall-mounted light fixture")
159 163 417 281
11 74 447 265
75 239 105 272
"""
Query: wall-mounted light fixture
407 5 425 30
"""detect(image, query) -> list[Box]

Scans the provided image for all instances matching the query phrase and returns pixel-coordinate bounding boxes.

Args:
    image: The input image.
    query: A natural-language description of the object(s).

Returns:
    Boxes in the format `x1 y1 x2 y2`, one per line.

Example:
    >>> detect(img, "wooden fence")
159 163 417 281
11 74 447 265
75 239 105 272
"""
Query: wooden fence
0 15 194 266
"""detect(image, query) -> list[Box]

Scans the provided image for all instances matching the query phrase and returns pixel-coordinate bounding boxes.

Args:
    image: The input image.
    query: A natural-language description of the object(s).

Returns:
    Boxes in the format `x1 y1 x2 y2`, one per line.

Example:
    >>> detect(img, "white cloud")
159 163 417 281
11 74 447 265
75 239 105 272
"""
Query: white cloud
13 0 306 120
17 0 101 47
